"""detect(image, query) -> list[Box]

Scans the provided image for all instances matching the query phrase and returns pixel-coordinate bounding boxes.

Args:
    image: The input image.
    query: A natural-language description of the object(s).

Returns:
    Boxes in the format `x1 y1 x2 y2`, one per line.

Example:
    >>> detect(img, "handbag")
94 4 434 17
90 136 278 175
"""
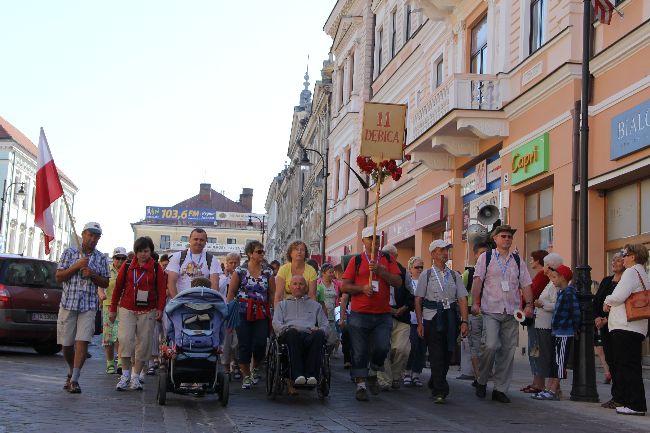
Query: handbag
624 269 650 321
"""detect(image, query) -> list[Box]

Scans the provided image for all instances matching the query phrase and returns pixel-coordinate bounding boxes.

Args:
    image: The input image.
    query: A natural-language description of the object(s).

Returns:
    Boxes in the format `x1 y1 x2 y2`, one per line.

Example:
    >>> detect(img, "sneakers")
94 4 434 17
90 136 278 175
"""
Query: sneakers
306 377 318 386
491 390 511 403
616 407 646 416
138 371 146 383
343 362 351 369
116 375 130 391
601 399 623 409
251 367 261 385
403 374 412 386
391 380 401 389
241 375 253 389
475 383 487 398
294 376 307 385
130 376 143 390
531 390 560 401
412 376 423 387
367 375 380 395
355 385 369 401
434 394 446 404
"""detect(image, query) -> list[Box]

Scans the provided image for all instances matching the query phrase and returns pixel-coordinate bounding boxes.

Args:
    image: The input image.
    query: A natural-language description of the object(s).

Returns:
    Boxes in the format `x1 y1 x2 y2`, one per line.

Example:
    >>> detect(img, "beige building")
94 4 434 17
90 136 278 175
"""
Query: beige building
131 183 266 258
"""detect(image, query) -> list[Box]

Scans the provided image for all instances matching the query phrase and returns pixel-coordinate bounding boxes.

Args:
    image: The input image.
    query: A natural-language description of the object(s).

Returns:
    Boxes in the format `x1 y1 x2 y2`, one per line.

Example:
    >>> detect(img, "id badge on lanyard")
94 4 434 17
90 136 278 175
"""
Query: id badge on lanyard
433 267 451 309
495 251 512 292
364 252 380 292
134 270 148 306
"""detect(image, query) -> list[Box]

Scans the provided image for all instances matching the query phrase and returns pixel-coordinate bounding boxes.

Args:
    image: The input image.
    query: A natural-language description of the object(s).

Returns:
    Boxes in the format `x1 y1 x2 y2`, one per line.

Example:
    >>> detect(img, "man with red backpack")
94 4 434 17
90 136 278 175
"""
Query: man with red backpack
341 227 402 401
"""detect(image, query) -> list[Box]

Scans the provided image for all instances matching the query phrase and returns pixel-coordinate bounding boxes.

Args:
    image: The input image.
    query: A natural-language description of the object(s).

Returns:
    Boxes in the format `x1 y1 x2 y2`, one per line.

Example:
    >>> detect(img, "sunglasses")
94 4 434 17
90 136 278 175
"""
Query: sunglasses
498 234 513 239
114 257 127 261
254 250 265 255
547 266 556 272
414 266 424 269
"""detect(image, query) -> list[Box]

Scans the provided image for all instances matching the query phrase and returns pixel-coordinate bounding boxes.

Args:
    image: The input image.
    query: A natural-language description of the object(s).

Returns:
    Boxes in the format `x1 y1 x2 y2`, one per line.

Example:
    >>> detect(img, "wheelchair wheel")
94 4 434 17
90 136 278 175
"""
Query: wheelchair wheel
317 354 331 399
267 339 283 400
265 340 276 397
217 371 229 407
157 366 168 405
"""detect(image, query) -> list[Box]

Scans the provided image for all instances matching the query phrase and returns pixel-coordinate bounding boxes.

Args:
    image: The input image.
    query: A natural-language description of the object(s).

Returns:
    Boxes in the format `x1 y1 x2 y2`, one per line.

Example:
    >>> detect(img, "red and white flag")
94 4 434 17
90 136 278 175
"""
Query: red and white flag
35 128 64 255
593 0 615 25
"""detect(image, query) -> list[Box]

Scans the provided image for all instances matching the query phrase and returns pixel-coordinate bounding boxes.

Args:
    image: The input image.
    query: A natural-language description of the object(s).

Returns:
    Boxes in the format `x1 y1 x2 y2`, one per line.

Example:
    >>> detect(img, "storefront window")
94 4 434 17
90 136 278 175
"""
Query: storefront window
607 183 638 241
524 186 554 275
525 225 553 274
641 179 650 234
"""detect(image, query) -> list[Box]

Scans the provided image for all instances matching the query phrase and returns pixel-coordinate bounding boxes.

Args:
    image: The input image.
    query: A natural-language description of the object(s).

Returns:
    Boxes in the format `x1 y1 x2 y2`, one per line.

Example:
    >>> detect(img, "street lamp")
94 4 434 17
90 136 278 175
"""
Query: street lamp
0 181 26 252
247 215 266 245
298 143 329 264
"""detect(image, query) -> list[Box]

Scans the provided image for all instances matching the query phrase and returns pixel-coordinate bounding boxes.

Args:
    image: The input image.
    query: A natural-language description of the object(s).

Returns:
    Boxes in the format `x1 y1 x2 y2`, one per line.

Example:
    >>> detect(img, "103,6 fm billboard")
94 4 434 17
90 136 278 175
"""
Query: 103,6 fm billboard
146 207 216 223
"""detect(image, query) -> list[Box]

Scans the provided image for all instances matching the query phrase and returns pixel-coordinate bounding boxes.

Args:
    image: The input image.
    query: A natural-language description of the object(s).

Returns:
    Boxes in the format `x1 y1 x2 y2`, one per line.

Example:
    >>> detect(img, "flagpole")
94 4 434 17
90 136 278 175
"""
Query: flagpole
61 194 81 251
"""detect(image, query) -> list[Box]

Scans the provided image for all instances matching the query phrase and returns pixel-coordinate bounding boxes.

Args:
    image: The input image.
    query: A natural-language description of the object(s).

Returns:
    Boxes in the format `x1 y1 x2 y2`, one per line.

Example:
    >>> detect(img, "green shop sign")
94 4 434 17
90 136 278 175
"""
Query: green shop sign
511 133 549 185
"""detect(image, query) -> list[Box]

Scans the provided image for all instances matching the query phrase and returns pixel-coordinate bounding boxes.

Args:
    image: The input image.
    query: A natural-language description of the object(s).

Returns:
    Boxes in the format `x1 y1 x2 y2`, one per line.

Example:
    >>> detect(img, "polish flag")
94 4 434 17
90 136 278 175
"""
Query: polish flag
35 128 64 255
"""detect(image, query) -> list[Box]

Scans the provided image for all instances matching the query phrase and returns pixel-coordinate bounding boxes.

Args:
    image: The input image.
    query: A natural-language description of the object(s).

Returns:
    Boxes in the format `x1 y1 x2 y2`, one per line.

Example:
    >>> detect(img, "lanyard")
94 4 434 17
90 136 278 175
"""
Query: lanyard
432 266 449 293
189 252 203 267
133 269 146 288
494 249 512 278
363 252 377 280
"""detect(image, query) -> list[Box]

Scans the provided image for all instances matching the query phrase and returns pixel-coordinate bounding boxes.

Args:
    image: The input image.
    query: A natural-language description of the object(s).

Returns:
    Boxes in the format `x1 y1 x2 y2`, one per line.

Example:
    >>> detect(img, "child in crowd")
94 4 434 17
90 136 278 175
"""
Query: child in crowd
532 265 580 401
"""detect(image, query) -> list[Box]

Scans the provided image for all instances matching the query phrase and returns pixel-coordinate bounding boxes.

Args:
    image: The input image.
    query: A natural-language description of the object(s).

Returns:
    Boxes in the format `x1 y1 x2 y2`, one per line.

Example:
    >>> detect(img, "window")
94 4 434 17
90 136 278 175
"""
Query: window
530 0 544 54
524 185 554 275
435 57 444 88
470 16 488 74
227 238 237 245
391 10 397 58
160 235 170 249
606 181 650 244
344 148 351 195
0 259 60 288
207 237 216 244
377 28 383 72
13 176 20 204
405 4 412 40
333 157 341 201
22 179 28 210
338 65 344 109
348 52 355 99
180 235 188 243
31 186 35 213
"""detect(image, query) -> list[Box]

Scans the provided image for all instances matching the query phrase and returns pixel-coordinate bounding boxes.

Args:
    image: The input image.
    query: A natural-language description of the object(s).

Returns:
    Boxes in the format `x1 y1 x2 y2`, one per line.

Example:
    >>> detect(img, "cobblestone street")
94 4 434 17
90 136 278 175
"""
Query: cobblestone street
1 339 648 433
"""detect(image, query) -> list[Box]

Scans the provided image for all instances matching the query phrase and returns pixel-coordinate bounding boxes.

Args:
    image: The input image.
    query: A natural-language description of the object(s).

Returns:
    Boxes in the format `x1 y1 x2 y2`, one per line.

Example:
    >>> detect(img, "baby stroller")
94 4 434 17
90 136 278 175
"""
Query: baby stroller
157 287 230 406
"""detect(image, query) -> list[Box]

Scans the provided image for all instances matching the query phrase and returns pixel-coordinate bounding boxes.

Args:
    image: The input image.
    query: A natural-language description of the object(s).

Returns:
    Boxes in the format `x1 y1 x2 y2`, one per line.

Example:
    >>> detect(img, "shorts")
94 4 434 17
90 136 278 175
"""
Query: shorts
468 315 483 358
102 305 119 346
550 336 572 379
57 308 96 346
117 307 157 360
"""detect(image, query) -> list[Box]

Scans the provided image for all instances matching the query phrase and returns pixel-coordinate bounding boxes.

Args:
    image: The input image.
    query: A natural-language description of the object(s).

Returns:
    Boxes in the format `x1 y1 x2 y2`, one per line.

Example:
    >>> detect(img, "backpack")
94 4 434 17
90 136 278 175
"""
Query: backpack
178 249 213 271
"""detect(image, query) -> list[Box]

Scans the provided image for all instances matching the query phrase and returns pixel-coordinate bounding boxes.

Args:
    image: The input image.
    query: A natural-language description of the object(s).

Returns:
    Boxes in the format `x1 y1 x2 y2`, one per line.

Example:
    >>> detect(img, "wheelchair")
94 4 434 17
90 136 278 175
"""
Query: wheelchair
265 333 331 400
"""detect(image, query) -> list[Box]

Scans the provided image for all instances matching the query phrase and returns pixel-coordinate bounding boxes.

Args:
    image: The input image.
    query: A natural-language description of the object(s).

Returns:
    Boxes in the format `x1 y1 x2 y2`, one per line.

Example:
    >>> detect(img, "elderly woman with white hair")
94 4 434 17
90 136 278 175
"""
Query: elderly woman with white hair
530 252 564 397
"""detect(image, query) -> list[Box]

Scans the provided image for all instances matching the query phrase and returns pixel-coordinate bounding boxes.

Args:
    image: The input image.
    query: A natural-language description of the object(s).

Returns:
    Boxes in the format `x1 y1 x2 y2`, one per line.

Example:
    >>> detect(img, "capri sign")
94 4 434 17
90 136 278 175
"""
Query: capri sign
511 133 549 185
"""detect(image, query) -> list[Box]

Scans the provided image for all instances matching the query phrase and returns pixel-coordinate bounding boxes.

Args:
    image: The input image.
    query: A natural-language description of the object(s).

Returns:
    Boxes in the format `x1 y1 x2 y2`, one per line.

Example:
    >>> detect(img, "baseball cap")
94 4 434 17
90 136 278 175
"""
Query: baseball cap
554 265 573 282
361 226 375 238
83 221 102 235
429 240 452 252
112 247 127 258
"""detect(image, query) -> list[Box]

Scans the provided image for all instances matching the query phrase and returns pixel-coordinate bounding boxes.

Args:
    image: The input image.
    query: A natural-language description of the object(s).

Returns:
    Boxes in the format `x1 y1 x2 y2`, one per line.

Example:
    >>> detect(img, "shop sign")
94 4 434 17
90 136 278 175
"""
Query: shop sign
511 133 549 185
461 159 501 196
146 207 265 223
415 195 445 229
360 102 406 160
610 99 650 160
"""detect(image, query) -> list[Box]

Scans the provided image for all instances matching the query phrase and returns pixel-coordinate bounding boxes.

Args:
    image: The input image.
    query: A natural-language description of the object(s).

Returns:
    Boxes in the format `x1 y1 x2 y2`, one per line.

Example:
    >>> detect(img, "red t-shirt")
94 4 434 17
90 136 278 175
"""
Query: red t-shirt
342 253 401 314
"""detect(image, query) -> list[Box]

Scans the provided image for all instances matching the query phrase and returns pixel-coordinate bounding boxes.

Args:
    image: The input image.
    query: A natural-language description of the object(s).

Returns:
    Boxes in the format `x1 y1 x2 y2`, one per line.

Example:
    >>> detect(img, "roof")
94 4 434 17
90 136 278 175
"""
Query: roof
174 188 249 213
0 116 77 189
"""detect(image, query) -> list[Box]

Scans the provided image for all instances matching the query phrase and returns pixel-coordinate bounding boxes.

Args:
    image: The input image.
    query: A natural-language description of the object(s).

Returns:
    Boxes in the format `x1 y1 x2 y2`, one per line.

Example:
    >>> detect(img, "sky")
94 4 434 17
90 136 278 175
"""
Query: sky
1 0 335 252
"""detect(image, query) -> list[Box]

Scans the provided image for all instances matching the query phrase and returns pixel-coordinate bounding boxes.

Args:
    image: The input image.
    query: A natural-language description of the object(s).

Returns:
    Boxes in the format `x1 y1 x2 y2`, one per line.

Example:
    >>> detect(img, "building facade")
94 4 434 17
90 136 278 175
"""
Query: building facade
321 0 649 359
132 183 265 259
0 117 78 261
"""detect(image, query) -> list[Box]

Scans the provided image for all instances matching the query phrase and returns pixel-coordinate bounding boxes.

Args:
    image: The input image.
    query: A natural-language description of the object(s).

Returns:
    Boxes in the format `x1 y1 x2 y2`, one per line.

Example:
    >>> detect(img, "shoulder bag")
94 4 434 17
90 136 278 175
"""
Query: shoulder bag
624 269 650 321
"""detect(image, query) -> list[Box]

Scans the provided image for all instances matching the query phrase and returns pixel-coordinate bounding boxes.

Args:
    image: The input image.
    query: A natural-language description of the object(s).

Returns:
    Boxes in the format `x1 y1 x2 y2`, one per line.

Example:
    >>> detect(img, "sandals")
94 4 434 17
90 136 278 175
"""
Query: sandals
68 381 82 394
601 399 622 409
403 375 412 386
63 374 72 391
146 366 156 375
521 385 542 394
233 368 242 380
412 376 423 387
106 364 116 374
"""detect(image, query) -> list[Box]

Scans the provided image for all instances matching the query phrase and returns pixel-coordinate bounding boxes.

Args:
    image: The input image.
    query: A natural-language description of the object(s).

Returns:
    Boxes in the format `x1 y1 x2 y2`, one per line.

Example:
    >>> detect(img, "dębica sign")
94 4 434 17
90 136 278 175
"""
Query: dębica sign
610 99 650 160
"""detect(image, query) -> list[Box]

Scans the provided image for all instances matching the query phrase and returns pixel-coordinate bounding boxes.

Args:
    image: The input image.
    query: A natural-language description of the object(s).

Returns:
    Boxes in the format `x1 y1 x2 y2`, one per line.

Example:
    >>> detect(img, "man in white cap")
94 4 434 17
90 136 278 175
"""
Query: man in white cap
341 226 402 401
415 240 469 404
55 222 110 394
97 247 127 374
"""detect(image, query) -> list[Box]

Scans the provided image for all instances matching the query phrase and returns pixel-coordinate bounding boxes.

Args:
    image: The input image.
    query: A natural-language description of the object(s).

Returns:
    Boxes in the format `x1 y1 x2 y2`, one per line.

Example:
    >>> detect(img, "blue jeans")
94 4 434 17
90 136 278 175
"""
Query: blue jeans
347 312 392 378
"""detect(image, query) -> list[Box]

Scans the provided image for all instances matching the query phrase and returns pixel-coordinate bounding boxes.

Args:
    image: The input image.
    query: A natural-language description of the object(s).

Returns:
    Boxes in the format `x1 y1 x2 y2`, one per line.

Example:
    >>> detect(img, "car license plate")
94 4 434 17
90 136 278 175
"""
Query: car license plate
32 312 57 322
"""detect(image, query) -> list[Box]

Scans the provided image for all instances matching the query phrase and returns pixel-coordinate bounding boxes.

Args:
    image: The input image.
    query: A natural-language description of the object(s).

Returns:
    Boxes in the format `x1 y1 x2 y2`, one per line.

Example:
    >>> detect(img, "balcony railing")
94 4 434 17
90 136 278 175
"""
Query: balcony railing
409 74 500 144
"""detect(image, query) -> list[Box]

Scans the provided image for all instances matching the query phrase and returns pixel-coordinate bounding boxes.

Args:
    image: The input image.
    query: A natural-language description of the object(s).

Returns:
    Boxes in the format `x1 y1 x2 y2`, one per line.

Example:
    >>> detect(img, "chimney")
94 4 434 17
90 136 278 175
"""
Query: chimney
199 183 211 203
239 188 253 212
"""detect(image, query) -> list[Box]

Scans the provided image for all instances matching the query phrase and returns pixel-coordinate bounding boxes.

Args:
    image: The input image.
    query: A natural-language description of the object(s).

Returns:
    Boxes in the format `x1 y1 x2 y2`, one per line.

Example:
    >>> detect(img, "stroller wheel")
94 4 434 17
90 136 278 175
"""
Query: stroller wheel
157 368 168 405
217 372 229 407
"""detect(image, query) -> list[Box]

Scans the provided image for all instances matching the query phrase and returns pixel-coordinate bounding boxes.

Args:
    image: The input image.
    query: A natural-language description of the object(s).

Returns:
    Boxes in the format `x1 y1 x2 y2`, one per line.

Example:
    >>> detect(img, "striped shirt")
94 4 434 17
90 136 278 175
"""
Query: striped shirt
58 247 110 312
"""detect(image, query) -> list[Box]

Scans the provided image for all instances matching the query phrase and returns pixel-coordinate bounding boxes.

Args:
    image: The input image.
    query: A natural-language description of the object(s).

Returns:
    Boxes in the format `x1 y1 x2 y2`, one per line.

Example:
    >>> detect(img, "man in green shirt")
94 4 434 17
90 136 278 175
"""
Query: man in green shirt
98 247 127 374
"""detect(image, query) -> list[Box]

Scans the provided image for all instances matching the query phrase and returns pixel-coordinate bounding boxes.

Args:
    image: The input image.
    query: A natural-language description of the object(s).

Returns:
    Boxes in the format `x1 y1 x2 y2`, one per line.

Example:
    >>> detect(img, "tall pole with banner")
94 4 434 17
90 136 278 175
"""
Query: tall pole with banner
358 102 406 284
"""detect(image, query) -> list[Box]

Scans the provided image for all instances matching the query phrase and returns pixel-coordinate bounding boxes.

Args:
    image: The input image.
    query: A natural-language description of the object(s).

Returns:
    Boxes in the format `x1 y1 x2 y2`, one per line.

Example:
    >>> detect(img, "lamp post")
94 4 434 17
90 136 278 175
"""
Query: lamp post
0 181 26 252
247 215 266 245
298 143 329 264
570 0 598 402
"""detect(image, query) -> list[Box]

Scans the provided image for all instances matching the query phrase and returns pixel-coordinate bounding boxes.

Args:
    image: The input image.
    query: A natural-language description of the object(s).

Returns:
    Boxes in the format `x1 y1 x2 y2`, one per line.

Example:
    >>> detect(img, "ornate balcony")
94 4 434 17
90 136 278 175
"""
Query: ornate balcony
406 73 508 171
416 0 458 21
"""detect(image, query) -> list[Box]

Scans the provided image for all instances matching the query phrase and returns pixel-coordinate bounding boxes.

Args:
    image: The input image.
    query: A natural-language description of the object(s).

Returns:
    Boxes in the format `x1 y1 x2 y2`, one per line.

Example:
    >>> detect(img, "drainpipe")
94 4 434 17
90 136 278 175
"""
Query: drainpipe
571 100 580 270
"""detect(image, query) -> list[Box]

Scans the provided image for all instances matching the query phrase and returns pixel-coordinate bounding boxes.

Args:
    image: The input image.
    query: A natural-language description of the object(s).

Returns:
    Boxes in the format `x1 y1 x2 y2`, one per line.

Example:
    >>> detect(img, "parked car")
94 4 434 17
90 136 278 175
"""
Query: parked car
0 254 63 355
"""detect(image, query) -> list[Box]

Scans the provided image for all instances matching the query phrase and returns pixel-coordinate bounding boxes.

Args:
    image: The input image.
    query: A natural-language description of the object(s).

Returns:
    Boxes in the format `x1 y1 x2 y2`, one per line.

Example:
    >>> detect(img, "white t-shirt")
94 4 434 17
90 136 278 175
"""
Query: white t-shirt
218 272 233 298
166 249 223 292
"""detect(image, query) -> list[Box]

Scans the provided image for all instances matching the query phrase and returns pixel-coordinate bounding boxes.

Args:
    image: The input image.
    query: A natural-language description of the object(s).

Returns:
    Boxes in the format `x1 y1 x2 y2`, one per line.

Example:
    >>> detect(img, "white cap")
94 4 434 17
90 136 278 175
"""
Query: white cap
82 221 102 235
112 247 127 258
361 226 375 238
429 239 452 252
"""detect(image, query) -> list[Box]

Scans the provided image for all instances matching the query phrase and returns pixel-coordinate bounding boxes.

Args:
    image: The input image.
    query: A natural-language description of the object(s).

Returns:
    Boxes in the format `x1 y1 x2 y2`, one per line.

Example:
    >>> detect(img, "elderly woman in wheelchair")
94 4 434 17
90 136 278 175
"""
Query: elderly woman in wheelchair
272 275 329 395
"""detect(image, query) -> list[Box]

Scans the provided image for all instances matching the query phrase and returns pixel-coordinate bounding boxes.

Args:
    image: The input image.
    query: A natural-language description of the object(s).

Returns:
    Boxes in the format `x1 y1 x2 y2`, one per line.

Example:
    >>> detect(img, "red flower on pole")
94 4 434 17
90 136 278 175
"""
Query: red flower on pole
356 155 402 185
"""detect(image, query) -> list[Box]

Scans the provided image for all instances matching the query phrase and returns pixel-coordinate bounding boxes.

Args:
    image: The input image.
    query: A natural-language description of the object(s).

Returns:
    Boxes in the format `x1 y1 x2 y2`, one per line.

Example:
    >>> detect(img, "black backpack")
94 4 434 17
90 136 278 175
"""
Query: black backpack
178 250 213 271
